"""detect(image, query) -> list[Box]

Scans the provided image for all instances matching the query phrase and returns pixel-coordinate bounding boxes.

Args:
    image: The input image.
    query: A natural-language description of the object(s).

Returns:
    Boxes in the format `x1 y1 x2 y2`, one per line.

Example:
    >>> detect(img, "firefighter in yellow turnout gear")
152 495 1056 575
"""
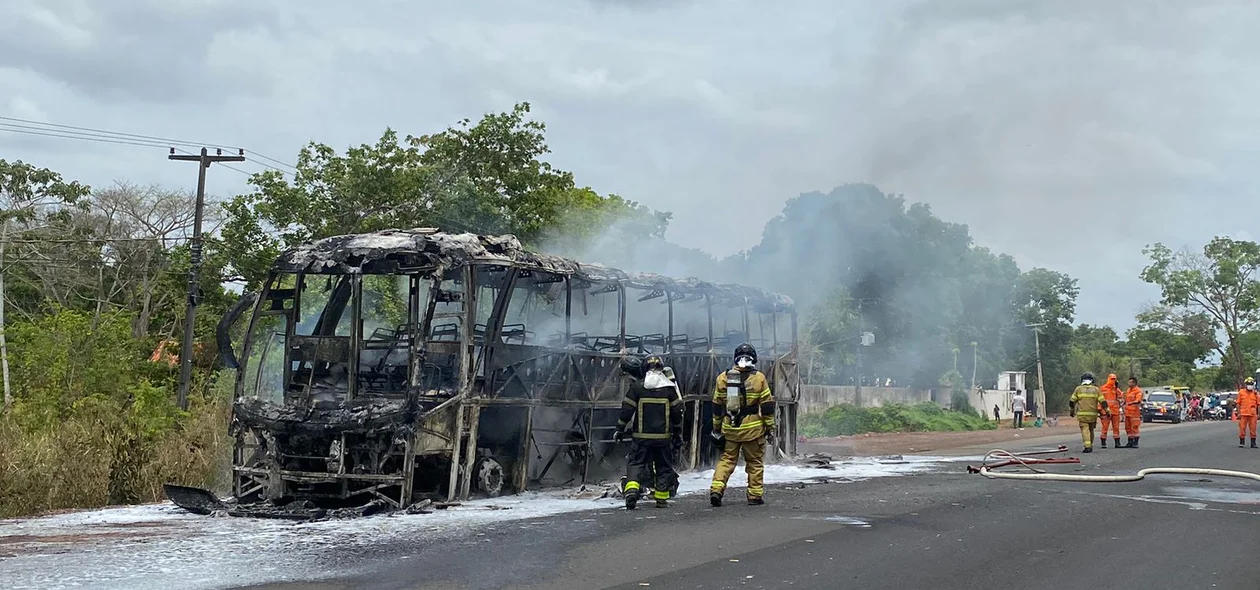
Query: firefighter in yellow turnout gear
1069 372 1109 454
615 355 684 509
709 343 776 507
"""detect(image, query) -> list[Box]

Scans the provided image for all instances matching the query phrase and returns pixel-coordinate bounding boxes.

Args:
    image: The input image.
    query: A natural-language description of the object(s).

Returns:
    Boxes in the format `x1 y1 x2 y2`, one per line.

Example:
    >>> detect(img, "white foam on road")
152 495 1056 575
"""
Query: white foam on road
0 456 967 590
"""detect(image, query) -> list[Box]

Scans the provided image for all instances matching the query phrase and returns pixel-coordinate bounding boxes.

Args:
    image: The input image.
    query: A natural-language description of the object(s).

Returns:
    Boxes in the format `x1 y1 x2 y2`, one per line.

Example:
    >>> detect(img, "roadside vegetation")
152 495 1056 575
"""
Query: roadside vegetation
800 403 996 438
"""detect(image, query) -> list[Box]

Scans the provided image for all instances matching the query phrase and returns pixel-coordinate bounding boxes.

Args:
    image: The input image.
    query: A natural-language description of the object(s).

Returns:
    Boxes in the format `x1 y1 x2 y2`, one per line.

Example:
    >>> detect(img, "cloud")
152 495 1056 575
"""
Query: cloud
2 0 1259 330
0 0 281 103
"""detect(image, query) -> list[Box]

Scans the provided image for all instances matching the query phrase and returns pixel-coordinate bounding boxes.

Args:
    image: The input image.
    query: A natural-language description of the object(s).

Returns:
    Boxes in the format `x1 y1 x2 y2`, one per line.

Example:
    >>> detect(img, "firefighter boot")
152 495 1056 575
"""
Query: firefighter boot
1251 438 1257 449
1131 437 1138 448
1100 438 1107 449
1114 438 1122 449
623 480 641 510
709 492 722 507
1241 437 1246 448
747 496 765 506
1083 446 1092 453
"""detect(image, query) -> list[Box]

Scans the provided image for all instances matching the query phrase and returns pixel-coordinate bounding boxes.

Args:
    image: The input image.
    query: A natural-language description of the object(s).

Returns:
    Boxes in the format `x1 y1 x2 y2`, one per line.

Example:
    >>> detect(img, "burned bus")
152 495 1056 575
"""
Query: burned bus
216 229 799 509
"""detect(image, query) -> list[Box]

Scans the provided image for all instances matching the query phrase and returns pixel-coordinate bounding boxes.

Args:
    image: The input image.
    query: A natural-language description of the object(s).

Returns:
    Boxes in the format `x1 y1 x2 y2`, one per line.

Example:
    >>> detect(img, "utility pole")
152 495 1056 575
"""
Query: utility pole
855 298 863 407
0 219 9 413
169 147 244 410
1027 323 1046 416
970 341 978 393
852 298 877 407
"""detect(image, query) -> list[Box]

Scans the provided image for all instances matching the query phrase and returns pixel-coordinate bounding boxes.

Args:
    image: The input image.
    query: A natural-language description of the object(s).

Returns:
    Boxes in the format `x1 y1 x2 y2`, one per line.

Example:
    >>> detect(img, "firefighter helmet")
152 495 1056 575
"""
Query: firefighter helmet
643 354 665 372
734 342 758 364
1247 376 1256 385
1081 372 1095 383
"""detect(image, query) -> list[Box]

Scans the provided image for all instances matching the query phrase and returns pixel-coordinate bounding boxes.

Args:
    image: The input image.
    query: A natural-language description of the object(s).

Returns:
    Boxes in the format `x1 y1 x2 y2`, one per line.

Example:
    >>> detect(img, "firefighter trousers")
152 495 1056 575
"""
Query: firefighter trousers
1239 415 1258 439
624 441 678 501
1078 418 1097 448
1099 413 1120 439
710 438 766 499
1125 414 1141 438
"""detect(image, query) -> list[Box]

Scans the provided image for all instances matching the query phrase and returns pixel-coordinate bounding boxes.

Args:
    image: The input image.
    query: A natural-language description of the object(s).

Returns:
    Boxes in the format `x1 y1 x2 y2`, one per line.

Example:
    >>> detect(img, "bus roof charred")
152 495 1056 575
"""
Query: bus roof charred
273 228 793 314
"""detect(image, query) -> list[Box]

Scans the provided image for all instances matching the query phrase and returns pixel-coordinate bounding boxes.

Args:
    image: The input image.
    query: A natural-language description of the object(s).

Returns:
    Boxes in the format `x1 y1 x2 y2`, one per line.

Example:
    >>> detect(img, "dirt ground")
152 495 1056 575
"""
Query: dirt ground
799 418 1084 457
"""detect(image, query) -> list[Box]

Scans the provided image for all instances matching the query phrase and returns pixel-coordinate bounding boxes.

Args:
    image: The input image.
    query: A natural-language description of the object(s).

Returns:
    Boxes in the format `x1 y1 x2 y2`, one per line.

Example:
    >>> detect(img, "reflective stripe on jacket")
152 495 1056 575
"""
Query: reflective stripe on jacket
712 368 775 442
618 372 684 440
1070 384 1105 419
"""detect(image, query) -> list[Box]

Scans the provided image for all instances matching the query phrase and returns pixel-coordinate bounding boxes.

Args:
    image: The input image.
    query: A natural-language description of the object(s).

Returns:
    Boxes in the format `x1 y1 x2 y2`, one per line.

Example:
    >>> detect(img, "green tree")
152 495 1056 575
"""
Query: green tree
797 286 857 384
0 160 92 412
1141 238 1260 386
1120 316 1215 387
0 159 91 225
221 103 670 288
1012 268 1079 409
411 102 575 238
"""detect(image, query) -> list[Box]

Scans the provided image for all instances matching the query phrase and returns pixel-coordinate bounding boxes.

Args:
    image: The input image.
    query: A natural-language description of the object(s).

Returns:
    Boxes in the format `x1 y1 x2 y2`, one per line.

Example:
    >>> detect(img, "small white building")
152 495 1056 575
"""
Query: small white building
970 371 1030 420
997 371 1027 393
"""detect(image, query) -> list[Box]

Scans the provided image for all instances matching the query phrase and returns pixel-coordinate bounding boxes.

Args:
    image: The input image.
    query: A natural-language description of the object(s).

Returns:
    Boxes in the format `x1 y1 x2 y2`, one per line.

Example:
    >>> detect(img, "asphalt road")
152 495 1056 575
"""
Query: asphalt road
245 420 1260 590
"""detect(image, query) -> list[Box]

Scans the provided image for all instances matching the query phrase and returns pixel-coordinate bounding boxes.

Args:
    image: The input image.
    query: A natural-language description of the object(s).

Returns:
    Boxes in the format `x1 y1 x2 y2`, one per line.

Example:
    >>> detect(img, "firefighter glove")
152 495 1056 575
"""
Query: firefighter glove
612 429 626 443
764 429 776 446
710 430 724 443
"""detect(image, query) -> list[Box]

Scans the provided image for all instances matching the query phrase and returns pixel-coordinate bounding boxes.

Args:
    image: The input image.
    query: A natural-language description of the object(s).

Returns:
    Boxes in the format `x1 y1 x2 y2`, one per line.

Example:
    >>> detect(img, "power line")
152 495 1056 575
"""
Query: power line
0 115 238 149
0 120 291 178
1 116 489 237
0 125 172 149
243 150 299 173
0 115 297 173
1 236 194 244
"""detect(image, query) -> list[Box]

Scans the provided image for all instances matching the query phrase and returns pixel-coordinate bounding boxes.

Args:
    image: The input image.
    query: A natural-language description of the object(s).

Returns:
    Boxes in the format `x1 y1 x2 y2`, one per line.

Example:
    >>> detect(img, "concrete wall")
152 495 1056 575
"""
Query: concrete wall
799 385 934 414
971 389 1041 420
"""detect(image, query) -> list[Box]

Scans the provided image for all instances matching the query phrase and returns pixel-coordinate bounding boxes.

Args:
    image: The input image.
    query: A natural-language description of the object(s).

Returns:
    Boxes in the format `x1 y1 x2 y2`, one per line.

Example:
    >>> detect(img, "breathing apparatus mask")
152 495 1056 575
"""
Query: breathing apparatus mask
735 355 755 370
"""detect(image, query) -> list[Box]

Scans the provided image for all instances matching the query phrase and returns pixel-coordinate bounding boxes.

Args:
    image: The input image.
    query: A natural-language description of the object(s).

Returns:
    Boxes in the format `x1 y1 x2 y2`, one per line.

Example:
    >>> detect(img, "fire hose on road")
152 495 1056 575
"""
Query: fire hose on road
972 448 1260 483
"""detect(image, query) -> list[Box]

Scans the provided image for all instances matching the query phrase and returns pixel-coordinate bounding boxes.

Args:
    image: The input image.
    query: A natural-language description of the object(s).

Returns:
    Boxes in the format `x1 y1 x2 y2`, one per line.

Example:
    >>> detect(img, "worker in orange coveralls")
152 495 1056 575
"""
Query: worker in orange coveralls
1098 374 1123 449
1237 377 1258 448
1123 376 1144 448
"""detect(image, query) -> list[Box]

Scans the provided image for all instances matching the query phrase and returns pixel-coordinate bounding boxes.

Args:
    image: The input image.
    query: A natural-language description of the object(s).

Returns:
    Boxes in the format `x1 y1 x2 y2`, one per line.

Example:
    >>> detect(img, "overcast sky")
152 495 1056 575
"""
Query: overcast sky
2 0 1258 331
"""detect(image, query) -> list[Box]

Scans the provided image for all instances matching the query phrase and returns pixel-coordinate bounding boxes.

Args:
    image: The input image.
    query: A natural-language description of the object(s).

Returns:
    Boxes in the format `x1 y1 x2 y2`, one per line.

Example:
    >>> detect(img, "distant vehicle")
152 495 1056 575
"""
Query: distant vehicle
1142 391 1182 423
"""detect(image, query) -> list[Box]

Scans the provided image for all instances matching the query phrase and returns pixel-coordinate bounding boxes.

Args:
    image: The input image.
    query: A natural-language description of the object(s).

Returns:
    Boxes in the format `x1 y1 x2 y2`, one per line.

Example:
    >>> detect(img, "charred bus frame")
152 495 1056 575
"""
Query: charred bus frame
218 229 799 509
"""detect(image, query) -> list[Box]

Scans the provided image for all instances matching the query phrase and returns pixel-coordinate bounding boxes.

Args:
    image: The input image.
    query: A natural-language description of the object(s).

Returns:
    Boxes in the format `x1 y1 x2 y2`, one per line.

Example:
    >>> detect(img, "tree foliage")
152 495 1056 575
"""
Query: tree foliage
1141 238 1260 386
221 103 668 288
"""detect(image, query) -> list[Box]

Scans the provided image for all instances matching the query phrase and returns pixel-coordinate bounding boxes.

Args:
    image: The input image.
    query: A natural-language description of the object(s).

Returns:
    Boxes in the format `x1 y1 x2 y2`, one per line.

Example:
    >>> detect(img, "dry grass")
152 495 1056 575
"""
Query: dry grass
0 399 232 519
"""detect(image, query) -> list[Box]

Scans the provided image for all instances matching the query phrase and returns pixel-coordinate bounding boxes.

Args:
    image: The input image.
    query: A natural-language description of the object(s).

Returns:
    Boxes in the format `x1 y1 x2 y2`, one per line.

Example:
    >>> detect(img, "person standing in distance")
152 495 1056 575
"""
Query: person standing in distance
709 343 775 506
1237 377 1258 448
1011 390 1027 430
1122 376 1144 448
